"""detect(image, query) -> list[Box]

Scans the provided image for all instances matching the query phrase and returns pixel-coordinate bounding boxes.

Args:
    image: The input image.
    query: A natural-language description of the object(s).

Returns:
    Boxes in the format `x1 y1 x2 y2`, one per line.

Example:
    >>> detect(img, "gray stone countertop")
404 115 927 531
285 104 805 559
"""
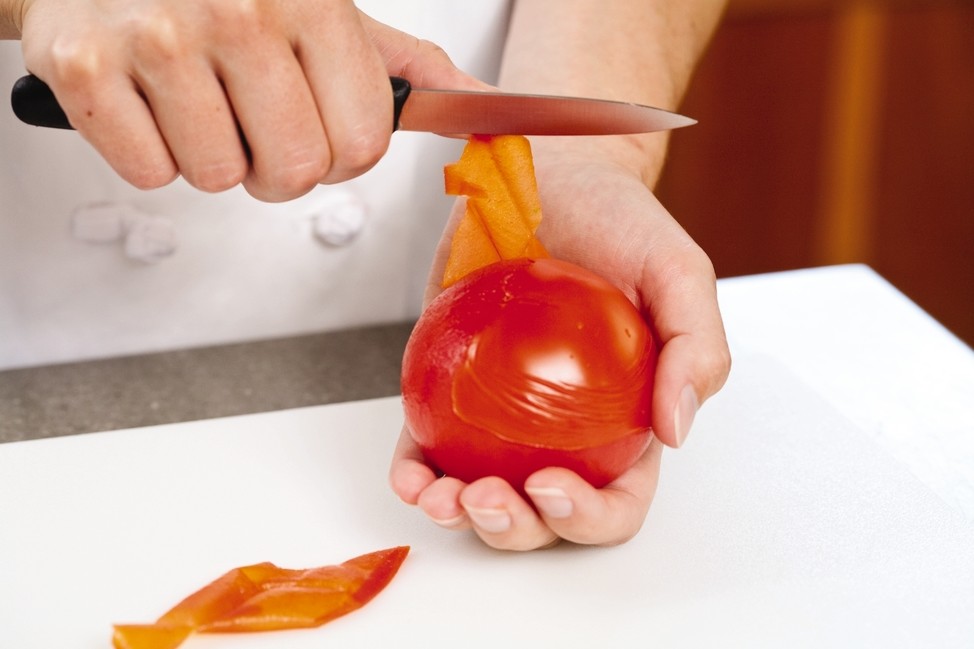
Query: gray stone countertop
0 322 414 444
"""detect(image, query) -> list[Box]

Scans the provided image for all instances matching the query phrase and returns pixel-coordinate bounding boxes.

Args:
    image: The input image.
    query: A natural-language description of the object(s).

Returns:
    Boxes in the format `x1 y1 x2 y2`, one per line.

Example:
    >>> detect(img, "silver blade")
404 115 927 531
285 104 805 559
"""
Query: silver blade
398 88 696 136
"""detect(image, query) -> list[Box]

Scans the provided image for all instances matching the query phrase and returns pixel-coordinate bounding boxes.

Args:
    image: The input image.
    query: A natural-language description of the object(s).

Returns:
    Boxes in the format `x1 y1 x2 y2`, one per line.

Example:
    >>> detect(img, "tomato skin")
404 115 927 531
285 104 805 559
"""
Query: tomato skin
401 258 657 490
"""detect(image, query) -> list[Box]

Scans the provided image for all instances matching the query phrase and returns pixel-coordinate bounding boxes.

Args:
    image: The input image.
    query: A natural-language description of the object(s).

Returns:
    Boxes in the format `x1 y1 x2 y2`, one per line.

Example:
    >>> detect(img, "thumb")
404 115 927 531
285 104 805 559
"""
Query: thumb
358 11 494 92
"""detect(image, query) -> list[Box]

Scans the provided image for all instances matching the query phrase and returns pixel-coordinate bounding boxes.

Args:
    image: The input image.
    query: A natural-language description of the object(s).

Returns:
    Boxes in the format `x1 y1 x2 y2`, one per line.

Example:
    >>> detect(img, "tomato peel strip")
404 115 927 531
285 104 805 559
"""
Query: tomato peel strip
442 135 548 287
112 546 409 649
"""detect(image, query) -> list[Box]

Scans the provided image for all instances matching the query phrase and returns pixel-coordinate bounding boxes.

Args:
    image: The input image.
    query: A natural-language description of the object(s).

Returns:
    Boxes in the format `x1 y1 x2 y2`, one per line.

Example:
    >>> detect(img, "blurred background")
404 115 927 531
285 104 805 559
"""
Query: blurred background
656 0 974 346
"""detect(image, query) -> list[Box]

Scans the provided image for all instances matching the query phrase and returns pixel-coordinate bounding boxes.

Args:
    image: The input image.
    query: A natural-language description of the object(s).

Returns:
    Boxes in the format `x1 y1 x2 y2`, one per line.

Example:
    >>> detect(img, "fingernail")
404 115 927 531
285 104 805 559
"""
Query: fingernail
525 486 574 519
465 507 511 534
430 513 468 528
673 384 699 447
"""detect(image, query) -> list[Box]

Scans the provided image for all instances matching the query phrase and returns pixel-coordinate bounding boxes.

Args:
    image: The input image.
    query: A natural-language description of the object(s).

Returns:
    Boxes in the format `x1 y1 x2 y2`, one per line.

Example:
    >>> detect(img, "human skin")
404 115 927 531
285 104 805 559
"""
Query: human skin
1 0 732 550
0 0 487 201
389 0 732 550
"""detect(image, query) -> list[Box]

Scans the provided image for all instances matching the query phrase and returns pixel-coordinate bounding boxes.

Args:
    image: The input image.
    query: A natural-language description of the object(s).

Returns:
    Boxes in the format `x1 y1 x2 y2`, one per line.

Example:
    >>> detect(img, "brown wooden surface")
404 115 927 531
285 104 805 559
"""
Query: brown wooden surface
656 0 974 345
873 3 974 346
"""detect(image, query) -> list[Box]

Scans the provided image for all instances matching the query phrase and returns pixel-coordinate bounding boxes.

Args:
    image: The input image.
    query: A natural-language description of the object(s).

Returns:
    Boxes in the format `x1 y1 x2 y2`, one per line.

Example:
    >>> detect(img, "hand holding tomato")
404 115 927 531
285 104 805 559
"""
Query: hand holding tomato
390 138 731 551
402 256 658 492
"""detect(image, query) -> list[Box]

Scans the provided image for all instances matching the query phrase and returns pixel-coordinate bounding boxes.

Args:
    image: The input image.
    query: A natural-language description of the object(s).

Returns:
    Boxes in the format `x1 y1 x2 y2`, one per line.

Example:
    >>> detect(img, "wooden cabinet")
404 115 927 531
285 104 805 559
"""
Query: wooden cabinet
656 0 974 345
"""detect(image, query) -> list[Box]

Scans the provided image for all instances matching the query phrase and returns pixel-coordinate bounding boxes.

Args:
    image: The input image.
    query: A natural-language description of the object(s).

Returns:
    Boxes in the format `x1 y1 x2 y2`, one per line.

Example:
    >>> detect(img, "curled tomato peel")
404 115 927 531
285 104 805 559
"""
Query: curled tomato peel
442 135 548 287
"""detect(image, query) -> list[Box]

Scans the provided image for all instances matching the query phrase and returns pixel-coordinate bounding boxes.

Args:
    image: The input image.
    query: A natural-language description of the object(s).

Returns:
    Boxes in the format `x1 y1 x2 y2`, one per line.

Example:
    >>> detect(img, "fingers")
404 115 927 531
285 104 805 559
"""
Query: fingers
392 426 665 550
458 478 560 550
358 12 492 92
524 438 663 546
388 426 438 505
414 447 663 550
129 19 248 192
206 12 328 200
388 428 472 531
521 161 730 453
391 427 556 549
21 1 478 200
286 2 392 190
34 38 178 189
416 478 471 530
639 214 731 449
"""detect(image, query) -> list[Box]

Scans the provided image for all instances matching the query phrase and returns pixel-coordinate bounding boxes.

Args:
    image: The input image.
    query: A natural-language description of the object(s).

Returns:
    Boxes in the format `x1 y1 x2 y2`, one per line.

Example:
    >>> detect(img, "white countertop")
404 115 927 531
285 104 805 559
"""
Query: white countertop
717 264 974 519
1 264 972 648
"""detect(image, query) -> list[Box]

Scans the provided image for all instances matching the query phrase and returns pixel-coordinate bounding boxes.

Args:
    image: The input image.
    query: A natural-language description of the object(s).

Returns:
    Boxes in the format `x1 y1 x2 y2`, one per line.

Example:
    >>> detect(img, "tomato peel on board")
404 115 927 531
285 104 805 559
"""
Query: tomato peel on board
112 546 409 649
402 134 657 490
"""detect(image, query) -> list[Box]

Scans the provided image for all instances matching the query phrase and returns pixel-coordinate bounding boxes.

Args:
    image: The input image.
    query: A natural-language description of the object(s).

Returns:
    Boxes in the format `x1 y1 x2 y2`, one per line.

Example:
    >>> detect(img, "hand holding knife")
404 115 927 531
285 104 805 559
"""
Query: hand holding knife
11 75 695 137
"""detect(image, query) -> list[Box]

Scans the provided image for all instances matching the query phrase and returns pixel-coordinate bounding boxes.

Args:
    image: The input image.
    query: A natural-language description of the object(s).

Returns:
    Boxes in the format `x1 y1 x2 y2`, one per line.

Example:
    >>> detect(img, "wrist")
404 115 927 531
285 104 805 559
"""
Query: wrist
530 132 671 190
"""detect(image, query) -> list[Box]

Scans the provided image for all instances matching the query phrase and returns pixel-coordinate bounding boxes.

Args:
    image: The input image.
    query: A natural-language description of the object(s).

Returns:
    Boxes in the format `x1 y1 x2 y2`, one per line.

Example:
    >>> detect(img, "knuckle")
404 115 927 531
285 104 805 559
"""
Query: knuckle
125 162 178 190
274 158 328 196
329 127 389 178
410 38 459 77
246 182 315 203
678 241 717 282
415 38 451 63
562 507 644 548
244 166 320 203
128 11 187 64
657 241 717 297
184 160 248 193
392 37 460 85
207 0 264 34
677 252 732 384
48 34 106 88
710 340 733 390
248 144 331 200
659 245 732 391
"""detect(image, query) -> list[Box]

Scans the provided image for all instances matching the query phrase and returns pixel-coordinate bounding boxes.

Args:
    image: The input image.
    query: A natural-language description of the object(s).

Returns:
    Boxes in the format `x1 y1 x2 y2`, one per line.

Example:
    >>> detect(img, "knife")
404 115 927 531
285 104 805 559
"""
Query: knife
11 75 694 135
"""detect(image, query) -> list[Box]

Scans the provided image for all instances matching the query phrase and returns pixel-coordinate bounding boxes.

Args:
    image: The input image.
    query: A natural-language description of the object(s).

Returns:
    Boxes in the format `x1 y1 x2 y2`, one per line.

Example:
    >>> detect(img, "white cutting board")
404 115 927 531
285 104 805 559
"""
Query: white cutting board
2 350 973 648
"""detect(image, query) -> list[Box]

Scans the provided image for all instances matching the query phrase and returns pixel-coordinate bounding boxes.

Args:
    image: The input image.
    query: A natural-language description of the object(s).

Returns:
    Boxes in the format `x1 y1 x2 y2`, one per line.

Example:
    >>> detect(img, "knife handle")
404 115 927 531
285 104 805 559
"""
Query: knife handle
11 74 71 129
390 76 411 131
11 74 413 132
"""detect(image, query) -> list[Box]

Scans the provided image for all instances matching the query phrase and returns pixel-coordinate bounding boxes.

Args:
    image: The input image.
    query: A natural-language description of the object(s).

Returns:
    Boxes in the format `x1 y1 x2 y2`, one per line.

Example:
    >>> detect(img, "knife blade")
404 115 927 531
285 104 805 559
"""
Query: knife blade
390 77 695 135
11 75 695 135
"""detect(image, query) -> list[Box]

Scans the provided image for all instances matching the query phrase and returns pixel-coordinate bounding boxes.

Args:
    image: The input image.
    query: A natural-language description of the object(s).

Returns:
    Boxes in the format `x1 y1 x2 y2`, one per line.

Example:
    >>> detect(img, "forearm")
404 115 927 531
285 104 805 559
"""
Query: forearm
499 0 727 185
0 0 23 39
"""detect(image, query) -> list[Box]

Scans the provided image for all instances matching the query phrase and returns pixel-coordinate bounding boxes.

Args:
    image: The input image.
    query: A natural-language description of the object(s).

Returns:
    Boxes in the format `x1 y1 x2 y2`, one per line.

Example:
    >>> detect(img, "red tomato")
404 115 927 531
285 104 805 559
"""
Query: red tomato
401 257 657 491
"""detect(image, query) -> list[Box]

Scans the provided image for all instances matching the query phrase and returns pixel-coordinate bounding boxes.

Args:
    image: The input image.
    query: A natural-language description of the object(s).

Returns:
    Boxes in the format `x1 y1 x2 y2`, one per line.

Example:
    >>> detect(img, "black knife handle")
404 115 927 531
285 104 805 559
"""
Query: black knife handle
11 74 413 132
11 74 72 129
390 76 411 131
